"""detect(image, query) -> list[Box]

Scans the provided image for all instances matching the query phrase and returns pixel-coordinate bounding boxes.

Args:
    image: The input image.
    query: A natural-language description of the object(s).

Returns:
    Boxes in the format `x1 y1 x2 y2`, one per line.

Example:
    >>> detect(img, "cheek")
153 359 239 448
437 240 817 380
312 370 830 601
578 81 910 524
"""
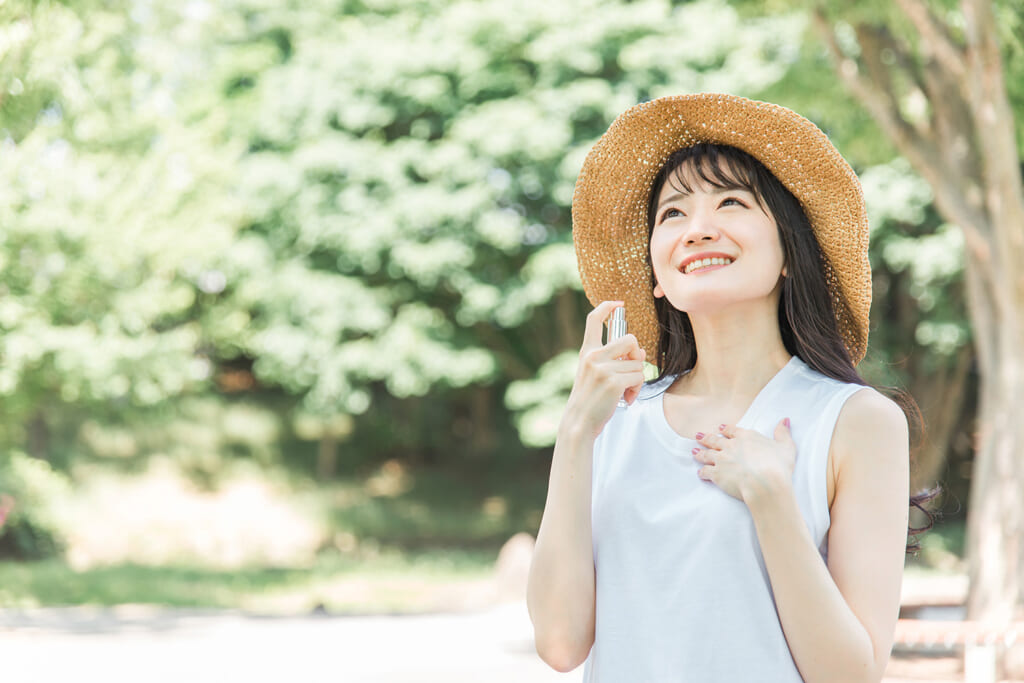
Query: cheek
649 233 673 273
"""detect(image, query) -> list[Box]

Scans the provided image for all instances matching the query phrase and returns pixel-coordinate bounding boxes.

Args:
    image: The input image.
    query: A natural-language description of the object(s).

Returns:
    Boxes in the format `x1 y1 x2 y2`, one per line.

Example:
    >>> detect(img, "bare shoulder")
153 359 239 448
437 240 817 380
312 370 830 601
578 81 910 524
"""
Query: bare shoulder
836 387 908 437
831 387 909 482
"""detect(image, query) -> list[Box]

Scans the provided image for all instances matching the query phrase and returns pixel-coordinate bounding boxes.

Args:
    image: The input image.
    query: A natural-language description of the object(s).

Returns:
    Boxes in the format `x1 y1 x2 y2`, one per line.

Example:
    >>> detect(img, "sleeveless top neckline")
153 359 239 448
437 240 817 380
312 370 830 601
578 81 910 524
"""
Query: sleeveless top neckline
644 355 799 453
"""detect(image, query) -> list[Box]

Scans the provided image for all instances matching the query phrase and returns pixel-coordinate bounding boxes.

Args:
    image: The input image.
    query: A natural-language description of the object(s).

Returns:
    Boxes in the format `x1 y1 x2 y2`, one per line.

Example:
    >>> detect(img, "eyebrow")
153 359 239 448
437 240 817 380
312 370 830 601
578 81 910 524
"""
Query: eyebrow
656 186 752 209
657 192 688 208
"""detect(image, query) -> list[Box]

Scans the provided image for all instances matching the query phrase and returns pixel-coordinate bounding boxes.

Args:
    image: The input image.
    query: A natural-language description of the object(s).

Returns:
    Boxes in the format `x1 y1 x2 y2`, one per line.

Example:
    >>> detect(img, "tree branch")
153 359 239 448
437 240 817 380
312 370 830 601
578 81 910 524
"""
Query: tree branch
961 0 1004 78
894 0 967 85
960 0 1024 316
812 12 916 153
917 55 984 186
872 25 983 190
874 25 927 96
806 11 991 266
812 9 991 263
856 24 931 142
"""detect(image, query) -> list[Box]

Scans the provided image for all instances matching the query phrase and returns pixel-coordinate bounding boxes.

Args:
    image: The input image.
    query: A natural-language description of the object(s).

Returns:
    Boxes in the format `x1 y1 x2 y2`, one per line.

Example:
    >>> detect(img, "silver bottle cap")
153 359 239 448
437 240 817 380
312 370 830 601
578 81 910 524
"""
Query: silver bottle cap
609 306 627 341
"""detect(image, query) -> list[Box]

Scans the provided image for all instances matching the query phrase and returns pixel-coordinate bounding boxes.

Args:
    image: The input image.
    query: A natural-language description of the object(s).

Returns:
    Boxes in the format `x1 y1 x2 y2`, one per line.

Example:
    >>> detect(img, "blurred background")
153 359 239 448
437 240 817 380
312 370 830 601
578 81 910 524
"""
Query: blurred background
1 0 1022 681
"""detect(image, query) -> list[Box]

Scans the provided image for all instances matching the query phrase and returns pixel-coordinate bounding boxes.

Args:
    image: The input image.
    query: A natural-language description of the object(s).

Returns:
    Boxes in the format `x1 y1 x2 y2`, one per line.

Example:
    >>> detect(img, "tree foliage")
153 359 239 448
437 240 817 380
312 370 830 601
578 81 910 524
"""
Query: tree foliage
0 0 994 485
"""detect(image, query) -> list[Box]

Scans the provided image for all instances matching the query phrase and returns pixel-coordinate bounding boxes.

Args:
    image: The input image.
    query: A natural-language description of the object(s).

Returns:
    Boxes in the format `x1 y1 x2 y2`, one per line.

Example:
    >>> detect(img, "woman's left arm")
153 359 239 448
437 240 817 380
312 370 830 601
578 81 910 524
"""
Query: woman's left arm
744 389 910 683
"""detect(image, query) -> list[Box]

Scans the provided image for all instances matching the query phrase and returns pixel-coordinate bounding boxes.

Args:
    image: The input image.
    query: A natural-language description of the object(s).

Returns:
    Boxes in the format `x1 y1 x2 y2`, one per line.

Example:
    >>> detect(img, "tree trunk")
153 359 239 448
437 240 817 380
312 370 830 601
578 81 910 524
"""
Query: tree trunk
908 345 973 529
964 233 1024 676
27 411 48 460
958 173 1024 676
317 433 337 480
815 3 1024 671
958 2 1024 670
966 341 1024 675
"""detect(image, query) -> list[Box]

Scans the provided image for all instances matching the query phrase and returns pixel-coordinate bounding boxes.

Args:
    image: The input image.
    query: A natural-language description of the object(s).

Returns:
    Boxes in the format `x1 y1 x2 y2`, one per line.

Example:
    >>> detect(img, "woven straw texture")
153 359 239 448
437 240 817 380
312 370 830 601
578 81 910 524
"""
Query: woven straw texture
572 93 871 366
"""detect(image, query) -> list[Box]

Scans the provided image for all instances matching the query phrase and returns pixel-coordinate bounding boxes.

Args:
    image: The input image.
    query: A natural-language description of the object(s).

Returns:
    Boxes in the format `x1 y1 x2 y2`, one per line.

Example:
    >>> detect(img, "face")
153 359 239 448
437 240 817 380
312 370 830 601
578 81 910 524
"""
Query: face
649 160 787 315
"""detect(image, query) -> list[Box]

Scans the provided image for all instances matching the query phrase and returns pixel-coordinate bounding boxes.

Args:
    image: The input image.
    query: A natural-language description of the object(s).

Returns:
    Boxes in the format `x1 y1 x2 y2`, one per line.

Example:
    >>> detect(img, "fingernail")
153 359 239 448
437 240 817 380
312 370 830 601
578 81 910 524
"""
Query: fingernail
718 424 726 431
691 447 700 455
695 432 705 440
784 417 790 428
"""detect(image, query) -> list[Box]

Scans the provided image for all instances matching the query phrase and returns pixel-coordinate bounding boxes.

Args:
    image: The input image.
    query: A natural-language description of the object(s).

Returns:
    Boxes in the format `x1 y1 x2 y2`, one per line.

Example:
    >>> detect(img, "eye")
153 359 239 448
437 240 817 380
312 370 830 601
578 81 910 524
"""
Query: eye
659 207 683 223
719 196 747 208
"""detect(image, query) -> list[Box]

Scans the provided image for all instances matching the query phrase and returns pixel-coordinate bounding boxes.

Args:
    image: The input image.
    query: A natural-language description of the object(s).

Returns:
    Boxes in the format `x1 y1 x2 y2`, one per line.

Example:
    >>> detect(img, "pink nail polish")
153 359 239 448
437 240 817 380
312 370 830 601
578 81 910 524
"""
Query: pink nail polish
718 424 726 431
695 432 705 440
691 447 699 455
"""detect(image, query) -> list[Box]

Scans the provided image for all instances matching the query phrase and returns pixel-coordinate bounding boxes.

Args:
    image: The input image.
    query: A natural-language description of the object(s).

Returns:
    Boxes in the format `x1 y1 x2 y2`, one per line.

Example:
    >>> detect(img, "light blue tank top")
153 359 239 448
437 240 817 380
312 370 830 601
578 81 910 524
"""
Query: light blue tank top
582 355 868 682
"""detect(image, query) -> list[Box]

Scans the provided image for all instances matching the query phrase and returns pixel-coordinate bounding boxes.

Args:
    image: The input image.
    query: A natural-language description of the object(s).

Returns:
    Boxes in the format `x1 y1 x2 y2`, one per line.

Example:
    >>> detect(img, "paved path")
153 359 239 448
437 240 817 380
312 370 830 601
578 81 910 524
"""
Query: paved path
1 602 575 683
0 602 968 682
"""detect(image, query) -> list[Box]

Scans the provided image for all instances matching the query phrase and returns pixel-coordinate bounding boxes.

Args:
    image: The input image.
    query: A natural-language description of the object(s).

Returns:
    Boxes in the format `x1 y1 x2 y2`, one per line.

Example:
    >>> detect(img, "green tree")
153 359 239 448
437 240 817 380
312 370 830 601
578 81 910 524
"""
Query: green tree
807 0 1024 670
0 0 988 558
193 0 810 468
0 0 253 483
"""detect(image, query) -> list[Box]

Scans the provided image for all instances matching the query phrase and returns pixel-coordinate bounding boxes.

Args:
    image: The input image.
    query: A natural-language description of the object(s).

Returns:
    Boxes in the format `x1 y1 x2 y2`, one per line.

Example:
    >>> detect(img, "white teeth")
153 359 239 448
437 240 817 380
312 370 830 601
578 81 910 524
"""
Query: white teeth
684 257 732 274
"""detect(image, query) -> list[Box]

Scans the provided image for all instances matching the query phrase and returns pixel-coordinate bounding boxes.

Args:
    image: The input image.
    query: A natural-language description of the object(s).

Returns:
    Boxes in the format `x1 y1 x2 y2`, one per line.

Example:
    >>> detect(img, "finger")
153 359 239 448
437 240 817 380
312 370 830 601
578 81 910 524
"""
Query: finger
611 359 645 374
581 301 624 353
622 371 647 404
718 423 737 438
774 416 793 443
627 337 644 362
696 432 726 450
580 337 641 373
697 465 715 482
690 447 714 465
606 333 642 361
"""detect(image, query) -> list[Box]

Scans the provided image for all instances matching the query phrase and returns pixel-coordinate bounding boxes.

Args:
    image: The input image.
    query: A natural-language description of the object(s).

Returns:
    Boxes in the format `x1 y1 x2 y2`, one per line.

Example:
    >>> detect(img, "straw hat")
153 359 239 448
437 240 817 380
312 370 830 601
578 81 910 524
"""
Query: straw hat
572 93 871 365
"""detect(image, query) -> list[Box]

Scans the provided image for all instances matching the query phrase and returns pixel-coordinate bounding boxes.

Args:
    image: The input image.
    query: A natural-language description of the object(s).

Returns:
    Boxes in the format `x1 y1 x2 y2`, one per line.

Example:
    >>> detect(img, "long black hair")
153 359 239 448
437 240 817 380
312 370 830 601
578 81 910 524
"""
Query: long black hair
643 144 939 554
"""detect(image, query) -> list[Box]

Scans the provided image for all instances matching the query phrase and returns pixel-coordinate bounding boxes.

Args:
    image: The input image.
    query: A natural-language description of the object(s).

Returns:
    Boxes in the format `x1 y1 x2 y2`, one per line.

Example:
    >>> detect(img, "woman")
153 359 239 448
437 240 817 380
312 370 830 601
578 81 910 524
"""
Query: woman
526 94 936 682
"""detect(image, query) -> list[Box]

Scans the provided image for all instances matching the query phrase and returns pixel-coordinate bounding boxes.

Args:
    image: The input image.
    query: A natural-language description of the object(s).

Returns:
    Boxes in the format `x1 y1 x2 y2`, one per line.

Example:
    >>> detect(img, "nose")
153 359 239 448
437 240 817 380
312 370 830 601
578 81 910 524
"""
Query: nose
681 212 720 246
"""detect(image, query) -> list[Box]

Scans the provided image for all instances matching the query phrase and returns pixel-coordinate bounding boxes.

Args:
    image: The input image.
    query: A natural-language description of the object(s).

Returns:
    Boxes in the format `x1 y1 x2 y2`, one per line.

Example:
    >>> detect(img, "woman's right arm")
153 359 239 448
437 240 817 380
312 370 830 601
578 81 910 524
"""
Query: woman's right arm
526 301 646 673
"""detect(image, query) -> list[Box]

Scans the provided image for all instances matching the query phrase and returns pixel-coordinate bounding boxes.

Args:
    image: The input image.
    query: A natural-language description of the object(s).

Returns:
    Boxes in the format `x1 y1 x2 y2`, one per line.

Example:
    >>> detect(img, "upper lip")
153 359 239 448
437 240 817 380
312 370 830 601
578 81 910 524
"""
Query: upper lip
678 251 736 272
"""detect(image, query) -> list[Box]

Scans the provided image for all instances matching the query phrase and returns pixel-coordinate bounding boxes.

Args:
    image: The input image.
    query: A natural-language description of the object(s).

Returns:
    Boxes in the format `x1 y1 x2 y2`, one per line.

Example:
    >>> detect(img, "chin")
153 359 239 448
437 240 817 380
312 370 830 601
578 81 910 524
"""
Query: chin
660 288 779 315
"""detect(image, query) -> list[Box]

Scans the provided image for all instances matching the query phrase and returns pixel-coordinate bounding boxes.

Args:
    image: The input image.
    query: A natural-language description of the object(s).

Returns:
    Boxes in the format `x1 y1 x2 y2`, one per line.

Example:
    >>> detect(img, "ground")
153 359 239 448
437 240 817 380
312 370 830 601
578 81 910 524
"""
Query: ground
0 600 1006 683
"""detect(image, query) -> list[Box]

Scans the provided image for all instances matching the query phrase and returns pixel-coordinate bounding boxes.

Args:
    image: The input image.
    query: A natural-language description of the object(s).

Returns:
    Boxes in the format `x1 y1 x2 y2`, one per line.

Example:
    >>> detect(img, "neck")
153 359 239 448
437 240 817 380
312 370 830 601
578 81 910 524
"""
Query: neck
680 300 793 400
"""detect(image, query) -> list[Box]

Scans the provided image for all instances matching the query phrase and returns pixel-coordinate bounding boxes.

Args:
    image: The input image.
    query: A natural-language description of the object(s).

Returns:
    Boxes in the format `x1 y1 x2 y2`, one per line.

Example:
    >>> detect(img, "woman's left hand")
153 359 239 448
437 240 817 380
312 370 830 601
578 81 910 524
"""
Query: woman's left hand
691 418 796 503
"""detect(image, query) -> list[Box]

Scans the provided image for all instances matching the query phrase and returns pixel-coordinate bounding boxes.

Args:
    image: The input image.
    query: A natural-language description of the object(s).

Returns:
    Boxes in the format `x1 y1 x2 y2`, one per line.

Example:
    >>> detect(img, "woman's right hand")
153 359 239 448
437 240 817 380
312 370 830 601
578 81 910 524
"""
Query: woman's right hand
563 300 647 442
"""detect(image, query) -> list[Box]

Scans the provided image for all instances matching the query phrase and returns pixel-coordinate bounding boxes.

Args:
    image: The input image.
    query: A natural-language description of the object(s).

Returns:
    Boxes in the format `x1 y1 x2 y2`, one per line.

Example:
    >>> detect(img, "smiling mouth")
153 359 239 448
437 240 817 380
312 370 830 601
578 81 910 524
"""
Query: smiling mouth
683 257 734 275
